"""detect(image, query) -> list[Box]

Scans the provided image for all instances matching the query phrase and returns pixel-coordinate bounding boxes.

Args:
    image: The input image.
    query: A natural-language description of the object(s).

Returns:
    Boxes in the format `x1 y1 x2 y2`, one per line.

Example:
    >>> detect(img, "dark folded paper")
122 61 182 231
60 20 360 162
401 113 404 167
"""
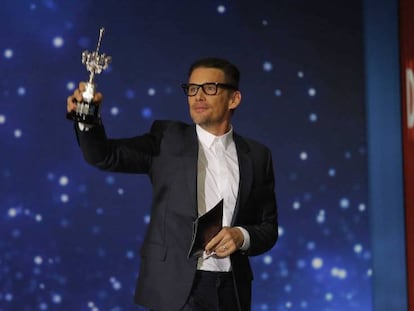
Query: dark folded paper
188 199 223 258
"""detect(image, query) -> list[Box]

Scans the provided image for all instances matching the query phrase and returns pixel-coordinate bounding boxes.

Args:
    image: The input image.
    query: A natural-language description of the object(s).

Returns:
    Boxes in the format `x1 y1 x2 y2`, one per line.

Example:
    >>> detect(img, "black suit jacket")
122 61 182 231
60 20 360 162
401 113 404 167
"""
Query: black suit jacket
75 120 278 311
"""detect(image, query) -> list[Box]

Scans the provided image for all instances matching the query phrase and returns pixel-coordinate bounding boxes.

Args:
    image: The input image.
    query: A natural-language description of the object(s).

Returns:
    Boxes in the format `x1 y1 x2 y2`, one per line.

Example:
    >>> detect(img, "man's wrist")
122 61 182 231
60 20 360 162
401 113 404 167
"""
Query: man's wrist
236 226 251 251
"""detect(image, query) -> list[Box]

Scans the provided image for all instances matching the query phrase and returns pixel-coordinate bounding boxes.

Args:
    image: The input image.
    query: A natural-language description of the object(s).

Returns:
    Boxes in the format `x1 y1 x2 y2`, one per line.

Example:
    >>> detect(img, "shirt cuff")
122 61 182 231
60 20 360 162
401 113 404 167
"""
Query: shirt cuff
236 226 251 251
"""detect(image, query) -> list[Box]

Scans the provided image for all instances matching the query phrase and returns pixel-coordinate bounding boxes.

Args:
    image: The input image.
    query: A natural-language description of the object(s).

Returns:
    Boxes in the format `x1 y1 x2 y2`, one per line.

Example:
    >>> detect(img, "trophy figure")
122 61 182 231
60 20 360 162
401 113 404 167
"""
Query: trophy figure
66 27 112 125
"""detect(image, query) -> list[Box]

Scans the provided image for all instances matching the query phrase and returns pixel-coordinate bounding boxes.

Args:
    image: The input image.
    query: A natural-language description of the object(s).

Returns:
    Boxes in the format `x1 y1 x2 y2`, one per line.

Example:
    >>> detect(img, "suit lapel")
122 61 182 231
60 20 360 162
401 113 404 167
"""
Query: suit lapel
232 133 253 225
181 125 199 218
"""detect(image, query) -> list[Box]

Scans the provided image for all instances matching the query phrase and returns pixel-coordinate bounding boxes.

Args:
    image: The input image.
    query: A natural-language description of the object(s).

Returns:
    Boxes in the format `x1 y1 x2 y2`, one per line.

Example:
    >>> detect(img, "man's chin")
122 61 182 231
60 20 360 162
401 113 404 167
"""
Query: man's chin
190 115 207 125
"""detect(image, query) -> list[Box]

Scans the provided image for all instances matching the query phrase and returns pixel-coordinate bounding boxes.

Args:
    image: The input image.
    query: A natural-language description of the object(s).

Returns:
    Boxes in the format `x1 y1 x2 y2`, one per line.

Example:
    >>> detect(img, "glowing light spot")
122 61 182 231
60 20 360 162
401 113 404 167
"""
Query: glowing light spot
144 214 151 224
331 267 347 279
35 214 43 222
307 241 316 250
59 176 69 186
14 129 22 138
17 87 26 96
297 71 304 78
285 301 293 308
263 61 273 72
328 168 336 177
309 113 318 122
8 208 18 217
340 198 350 209
126 250 135 259
316 209 325 223
52 294 62 304
297 259 306 268
300 152 308 160
278 226 284 237
0 114 6 124
4 49 13 58
87 301 99 311
354 244 363 253
141 107 152 119
53 36 64 48
34 256 43 265
263 255 272 265
60 194 69 203
262 20 268 26
274 89 282 96
292 201 300 210
105 175 115 185
110 107 119 116
117 188 124 195
148 88 156 96
5 293 13 301
308 88 316 96
109 277 122 291
358 203 366 212
311 257 323 269
325 292 333 301
217 5 226 14
66 82 75 91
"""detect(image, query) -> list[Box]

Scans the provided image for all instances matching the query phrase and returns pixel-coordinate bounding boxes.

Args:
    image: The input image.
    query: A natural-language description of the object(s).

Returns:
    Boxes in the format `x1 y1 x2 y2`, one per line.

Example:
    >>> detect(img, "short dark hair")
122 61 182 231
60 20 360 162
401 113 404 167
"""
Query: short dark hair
188 57 240 89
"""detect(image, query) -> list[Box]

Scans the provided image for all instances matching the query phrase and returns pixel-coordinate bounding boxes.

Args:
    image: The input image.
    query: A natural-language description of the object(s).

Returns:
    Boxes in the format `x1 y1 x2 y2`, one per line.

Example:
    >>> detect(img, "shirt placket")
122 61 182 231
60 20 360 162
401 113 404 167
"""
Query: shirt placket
214 139 230 226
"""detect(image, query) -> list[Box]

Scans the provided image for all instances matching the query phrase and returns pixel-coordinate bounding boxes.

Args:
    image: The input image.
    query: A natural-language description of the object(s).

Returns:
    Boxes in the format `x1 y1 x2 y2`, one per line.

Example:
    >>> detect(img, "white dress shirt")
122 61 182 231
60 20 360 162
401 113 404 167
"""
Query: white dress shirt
196 124 250 272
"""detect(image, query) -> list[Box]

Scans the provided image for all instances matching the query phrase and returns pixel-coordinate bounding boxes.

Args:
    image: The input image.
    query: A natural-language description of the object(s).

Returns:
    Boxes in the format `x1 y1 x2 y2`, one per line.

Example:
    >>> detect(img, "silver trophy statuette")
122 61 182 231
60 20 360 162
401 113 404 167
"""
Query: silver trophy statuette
66 27 112 125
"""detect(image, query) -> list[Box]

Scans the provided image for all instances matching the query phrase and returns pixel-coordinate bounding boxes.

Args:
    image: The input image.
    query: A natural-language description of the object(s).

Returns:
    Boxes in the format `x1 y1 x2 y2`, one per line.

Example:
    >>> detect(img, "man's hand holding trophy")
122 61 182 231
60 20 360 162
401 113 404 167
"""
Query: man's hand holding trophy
66 28 111 125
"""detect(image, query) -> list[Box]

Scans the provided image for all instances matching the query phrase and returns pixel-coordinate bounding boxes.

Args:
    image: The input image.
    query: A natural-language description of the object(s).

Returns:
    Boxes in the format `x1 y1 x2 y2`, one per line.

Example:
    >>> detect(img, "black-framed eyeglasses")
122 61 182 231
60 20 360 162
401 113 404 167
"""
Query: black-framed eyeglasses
181 82 238 96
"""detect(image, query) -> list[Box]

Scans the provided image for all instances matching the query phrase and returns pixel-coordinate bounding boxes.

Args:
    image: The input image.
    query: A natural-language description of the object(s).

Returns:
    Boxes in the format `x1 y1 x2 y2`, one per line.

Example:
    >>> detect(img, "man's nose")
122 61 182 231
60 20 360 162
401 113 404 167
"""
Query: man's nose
195 87 206 100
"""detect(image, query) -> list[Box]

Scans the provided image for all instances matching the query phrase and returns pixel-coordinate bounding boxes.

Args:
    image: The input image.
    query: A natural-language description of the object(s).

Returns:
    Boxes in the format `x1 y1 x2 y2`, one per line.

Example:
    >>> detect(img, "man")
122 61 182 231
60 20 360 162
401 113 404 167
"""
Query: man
67 57 278 311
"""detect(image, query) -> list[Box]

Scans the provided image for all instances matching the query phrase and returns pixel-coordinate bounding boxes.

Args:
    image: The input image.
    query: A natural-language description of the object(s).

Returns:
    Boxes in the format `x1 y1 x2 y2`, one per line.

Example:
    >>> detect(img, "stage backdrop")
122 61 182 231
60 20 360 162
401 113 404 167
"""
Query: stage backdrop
0 1 372 310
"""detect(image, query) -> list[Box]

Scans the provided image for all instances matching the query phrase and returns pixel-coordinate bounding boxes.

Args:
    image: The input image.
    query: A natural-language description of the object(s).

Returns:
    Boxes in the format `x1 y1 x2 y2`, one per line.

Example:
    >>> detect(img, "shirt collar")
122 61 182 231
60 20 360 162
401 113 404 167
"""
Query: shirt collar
196 124 234 150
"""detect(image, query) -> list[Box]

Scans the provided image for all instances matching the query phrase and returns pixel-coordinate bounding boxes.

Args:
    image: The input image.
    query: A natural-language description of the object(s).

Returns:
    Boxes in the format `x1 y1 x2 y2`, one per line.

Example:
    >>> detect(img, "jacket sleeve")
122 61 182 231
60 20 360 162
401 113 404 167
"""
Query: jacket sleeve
242 150 279 256
74 121 165 174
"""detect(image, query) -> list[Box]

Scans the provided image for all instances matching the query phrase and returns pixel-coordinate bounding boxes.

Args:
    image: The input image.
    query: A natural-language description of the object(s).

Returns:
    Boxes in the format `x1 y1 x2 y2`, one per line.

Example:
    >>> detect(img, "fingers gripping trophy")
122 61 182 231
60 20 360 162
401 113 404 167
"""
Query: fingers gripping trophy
66 28 111 125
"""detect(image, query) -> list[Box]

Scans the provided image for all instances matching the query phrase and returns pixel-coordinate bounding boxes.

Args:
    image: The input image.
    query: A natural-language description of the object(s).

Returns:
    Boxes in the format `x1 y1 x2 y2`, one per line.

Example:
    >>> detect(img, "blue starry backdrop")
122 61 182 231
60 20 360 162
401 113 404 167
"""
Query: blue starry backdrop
0 0 370 310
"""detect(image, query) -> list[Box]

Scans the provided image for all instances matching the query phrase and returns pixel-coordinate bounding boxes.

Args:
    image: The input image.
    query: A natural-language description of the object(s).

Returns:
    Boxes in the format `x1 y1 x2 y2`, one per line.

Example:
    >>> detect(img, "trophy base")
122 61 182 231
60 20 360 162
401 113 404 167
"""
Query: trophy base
66 101 101 126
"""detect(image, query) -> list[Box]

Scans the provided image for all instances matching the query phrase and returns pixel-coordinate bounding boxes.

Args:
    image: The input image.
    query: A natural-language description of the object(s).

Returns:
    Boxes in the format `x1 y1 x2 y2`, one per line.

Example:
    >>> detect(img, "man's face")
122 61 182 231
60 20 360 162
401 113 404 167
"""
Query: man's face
187 67 240 135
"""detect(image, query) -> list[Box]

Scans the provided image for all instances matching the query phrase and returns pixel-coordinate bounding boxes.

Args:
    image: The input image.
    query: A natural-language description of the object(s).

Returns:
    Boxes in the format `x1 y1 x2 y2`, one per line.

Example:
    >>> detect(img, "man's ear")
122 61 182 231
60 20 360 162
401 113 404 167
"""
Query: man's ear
229 91 242 110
